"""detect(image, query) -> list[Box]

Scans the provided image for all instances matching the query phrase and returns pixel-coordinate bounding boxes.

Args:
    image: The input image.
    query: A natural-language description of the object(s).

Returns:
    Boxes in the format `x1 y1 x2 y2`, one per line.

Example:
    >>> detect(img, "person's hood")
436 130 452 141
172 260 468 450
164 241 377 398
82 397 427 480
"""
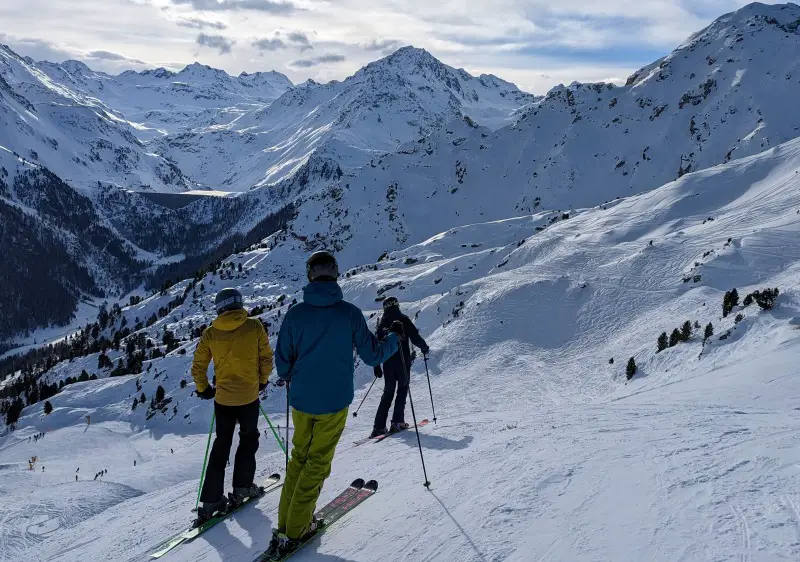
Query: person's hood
303 282 343 307
381 306 403 321
211 309 248 331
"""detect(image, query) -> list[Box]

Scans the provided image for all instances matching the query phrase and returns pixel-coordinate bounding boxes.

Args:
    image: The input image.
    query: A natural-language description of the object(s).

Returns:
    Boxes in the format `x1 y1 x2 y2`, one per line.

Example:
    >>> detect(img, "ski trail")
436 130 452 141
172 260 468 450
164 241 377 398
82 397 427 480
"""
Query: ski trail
728 502 751 562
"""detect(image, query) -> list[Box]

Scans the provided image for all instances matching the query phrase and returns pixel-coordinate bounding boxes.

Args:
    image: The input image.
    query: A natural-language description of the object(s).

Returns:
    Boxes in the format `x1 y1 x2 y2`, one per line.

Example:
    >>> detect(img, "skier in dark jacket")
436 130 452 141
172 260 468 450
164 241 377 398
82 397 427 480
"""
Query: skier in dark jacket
371 296 429 437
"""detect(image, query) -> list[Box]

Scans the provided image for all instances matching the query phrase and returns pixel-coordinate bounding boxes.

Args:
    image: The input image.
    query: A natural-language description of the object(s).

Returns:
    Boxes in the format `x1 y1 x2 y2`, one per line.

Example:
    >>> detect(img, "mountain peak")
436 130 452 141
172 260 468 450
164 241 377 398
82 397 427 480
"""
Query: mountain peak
178 62 230 79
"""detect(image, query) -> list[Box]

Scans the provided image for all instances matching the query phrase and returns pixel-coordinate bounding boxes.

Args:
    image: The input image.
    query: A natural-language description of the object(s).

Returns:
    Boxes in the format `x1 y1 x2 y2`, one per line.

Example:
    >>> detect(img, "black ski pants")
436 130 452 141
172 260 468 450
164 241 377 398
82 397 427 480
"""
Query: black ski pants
200 399 260 502
373 365 408 430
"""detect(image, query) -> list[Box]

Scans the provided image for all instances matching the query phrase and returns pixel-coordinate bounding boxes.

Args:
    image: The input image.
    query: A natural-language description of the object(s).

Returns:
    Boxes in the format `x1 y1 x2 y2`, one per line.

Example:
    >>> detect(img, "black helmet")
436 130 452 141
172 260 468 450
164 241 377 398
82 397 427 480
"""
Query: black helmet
306 251 339 282
382 296 399 310
214 288 244 314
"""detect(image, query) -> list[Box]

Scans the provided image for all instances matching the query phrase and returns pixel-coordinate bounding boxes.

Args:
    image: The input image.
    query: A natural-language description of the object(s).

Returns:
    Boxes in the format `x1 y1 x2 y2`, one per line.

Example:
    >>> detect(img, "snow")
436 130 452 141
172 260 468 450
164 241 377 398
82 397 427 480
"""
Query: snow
2 3 800 560
2 123 800 560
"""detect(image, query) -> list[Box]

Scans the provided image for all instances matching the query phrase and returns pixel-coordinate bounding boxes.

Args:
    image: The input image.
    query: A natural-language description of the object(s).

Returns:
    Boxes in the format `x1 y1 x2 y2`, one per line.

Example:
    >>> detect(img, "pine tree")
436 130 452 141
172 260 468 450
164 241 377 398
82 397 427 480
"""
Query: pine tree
680 320 693 342
626 357 637 380
131 399 138 411
155 385 166 404
703 322 714 343
723 288 739 317
669 328 681 347
43 401 53 415
657 332 669 352
140 393 146 404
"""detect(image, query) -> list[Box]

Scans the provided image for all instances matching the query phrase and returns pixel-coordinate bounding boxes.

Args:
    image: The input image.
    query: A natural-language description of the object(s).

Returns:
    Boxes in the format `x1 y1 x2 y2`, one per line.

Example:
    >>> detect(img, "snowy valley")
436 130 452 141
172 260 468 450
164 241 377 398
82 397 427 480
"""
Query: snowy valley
1 2 800 561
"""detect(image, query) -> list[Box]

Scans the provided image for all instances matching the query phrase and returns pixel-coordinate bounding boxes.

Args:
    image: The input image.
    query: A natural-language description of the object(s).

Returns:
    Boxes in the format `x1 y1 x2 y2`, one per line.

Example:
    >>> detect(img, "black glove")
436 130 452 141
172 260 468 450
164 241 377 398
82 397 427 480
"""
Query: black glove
259 382 268 393
390 320 405 337
197 386 216 400
422 347 430 359
373 365 383 378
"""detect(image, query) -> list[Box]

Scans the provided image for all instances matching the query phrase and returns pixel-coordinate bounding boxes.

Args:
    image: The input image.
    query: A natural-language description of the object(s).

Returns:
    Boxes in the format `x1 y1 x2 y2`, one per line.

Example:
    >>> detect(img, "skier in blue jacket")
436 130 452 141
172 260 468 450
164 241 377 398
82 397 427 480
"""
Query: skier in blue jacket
267 250 399 558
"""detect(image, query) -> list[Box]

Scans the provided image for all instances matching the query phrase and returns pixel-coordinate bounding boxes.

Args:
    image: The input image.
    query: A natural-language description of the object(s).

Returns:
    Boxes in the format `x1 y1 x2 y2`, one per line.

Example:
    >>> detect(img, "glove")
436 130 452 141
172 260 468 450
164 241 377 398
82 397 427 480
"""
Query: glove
373 365 383 378
390 320 405 337
197 386 216 400
259 382 268 393
422 347 430 359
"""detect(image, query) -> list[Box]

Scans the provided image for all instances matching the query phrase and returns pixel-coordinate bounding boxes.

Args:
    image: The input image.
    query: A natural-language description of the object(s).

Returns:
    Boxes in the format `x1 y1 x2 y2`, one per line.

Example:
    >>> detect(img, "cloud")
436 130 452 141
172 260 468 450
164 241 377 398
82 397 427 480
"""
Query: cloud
0 34 77 63
364 39 401 54
196 33 235 54
288 53 345 67
286 31 312 51
253 37 286 51
171 0 296 13
316 53 345 63
176 17 228 30
86 50 146 64
288 58 315 68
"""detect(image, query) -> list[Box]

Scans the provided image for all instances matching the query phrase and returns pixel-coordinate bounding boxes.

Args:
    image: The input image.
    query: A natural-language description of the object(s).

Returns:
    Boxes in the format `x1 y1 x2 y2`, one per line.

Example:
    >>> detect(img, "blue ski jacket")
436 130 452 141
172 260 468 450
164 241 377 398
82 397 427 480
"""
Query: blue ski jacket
275 282 399 415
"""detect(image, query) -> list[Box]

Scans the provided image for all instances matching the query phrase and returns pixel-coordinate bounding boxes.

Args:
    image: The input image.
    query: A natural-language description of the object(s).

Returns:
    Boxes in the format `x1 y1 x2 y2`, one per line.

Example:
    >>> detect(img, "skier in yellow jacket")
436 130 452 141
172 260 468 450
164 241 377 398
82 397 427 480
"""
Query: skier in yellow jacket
191 288 273 522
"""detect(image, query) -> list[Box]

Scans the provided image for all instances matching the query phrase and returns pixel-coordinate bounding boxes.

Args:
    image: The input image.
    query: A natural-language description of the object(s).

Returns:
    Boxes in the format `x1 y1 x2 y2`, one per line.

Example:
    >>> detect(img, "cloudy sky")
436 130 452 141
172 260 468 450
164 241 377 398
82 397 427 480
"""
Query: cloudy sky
0 0 778 93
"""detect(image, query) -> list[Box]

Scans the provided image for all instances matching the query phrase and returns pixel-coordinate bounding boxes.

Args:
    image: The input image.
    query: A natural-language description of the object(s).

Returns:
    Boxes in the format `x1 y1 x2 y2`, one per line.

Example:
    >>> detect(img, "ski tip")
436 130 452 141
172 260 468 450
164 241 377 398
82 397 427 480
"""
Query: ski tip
364 480 378 491
350 478 366 489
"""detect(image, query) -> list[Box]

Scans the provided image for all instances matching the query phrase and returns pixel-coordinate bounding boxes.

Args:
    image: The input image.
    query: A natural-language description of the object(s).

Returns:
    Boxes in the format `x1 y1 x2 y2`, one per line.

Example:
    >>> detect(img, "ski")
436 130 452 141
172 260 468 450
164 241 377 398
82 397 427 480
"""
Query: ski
253 478 378 561
150 473 282 559
353 418 429 446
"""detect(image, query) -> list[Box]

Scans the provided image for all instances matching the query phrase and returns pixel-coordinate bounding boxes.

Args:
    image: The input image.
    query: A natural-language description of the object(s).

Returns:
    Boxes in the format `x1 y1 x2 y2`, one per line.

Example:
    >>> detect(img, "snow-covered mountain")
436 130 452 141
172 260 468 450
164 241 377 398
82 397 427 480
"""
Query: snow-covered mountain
2 123 800 561
1 2 799 348
0 45 195 194
154 47 537 189
37 60 293 137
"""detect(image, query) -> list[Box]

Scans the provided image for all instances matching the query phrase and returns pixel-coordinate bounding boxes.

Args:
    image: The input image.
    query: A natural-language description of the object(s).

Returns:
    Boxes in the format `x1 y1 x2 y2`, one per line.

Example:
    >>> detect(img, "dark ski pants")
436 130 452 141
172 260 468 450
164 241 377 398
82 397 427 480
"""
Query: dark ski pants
373 366 408 430
200 399 260 502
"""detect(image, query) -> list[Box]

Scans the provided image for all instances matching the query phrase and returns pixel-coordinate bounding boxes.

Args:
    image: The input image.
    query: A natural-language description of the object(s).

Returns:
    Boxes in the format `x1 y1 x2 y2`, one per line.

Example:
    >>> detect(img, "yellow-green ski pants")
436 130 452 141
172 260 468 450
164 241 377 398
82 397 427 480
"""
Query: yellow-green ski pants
277 406 348 539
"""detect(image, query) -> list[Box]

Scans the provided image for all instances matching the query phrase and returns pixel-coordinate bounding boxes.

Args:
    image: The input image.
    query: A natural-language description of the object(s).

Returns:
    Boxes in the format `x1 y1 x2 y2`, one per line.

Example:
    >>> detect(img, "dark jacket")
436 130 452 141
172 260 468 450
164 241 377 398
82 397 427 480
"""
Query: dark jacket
275 282 399 415
377 307 428 374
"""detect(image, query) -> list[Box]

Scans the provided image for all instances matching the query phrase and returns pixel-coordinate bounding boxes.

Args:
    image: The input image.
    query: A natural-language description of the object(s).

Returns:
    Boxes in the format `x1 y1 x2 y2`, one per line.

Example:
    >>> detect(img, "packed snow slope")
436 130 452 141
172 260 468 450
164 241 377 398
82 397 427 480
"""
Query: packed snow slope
2 131 800 560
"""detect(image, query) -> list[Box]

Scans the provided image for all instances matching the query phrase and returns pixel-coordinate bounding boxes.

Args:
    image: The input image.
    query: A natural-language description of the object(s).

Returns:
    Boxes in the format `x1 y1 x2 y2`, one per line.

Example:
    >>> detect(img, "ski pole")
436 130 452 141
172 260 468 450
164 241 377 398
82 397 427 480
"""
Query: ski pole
352 376 378 418
259 404 287 454
285 381 291 473
423 356 437 424
194 411 215 511
399 347 431 489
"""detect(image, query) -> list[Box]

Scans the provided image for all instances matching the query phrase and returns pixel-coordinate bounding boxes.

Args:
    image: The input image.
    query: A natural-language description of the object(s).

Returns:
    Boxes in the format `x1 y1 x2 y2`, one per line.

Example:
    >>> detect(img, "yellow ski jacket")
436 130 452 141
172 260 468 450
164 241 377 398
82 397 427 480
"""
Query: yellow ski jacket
191 309 273 406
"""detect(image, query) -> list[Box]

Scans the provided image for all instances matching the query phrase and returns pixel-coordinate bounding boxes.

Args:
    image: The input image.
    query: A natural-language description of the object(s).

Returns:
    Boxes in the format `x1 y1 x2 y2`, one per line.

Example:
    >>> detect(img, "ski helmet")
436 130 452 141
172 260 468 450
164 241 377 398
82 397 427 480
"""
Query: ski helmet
382 296 399 310
214 288 244 314
306 251 339 282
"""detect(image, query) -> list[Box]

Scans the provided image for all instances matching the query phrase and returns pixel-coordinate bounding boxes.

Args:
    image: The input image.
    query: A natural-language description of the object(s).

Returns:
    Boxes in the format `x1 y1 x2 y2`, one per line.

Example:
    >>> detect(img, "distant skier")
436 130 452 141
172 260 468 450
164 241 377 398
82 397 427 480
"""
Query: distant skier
267 251 399 558
370 297 429 438
76 475 78 482
86 415 91 426
134 460 137 467
191 287 274 522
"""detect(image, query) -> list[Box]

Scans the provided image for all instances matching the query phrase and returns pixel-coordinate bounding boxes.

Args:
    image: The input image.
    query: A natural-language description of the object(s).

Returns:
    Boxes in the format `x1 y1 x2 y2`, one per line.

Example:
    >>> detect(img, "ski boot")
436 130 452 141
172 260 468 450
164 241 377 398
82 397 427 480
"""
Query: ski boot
369 427 387 439
265 531 299 560
231 483 263 505
390 421 410 433
195 497 227 526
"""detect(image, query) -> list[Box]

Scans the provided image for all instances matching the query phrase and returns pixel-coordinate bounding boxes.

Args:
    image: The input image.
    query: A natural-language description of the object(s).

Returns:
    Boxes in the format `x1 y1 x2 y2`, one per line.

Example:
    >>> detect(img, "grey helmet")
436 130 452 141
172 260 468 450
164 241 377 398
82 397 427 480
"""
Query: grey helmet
214 288 244 314
382 296 399 310
306 251 339 282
